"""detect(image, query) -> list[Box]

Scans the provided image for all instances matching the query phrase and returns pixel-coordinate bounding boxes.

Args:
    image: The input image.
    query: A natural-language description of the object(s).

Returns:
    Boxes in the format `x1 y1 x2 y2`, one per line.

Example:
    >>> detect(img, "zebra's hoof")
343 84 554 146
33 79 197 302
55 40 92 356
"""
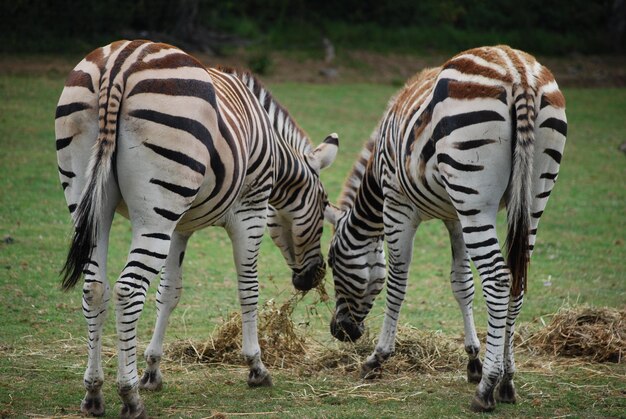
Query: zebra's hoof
247 368 273 387
118 384 146 419
495 380 517 404
80 392 105 417
120 400 147 419
470 391 496 413
360 361 382 380
467 358 483 384
139 368 163 391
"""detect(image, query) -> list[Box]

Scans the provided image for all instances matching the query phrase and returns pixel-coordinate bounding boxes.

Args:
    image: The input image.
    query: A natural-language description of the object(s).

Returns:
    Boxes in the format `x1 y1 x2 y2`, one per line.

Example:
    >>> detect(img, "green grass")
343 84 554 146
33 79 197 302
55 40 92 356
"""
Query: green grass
0 73 624 417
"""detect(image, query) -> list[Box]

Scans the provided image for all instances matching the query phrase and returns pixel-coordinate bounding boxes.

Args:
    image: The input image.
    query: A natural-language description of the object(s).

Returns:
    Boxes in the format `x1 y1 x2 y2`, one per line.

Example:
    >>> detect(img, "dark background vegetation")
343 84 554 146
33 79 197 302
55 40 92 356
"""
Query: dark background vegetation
1 0 625 56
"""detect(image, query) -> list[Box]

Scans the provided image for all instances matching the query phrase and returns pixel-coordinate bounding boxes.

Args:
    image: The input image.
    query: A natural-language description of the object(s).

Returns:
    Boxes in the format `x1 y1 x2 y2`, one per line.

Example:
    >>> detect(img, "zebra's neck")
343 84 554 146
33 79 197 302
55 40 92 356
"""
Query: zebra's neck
216 66 317 205
340 156 385 241
222 67 312 156
338 136 376 210
339 66 440 218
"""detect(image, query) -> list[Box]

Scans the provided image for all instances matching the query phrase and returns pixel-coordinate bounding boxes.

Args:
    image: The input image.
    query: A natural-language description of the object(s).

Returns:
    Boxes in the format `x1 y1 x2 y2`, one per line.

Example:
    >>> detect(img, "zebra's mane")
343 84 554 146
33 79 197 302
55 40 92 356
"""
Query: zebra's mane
337 133 376 210
338 67 441 210
217 66 313 154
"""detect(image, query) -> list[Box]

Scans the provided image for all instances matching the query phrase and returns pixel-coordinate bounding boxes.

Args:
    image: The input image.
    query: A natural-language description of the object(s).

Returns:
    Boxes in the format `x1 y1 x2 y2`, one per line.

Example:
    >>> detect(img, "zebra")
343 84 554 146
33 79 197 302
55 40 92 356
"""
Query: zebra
324 45 566 412
138 64 338 393
56 40 338 418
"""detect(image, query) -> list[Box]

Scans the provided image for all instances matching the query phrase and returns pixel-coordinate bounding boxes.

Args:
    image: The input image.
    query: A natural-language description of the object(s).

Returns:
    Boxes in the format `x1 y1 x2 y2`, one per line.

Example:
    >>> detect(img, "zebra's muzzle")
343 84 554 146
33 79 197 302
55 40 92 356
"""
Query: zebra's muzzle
292 262 326 291
330 312 364 342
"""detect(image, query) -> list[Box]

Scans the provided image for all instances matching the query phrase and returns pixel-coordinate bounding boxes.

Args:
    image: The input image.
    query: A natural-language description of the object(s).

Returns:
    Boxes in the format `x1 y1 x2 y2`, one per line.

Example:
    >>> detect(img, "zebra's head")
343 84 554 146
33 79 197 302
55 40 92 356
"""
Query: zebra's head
267 133 339 292
324 205 387 342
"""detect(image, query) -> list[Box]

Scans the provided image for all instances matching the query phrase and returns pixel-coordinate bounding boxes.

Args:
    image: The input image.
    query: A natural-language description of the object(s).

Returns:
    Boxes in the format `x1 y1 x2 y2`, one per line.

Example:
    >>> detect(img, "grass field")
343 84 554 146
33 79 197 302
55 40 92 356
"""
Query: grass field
0 71 624 418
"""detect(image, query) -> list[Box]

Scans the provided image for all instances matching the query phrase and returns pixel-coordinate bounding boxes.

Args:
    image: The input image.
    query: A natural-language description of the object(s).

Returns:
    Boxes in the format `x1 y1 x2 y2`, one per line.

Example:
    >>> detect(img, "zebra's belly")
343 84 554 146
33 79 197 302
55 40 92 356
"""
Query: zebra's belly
174 178 244 232
176 170 271 233
112 177 244 233
112 195 227 232
396 164 459 221
415 172 459 221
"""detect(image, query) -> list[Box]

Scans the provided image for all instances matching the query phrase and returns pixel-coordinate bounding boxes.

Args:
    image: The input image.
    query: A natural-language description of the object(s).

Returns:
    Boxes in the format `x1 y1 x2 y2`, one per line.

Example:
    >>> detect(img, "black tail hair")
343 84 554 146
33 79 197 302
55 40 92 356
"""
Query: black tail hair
60 191 97 290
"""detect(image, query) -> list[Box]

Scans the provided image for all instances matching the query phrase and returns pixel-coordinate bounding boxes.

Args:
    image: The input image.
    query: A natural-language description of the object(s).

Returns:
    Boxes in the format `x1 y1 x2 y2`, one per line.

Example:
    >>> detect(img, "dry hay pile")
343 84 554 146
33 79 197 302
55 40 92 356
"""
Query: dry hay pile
391 325 465 372
526 305 625 363
311 325 464 376
171 297 307 368
170 296 625 376
170 294 464 375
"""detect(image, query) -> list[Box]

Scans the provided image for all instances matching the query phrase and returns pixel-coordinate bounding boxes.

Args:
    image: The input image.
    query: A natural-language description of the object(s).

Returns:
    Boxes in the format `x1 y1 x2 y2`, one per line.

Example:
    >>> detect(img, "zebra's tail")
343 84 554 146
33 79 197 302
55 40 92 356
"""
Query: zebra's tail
60 76 122 291
506 84 536 297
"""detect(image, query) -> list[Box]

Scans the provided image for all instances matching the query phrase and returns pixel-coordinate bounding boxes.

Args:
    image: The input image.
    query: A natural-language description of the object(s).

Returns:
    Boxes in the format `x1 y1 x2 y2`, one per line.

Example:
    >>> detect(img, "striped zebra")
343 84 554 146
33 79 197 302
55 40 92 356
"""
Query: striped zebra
56 40 337 418
138 64 338 394
324 45 566 412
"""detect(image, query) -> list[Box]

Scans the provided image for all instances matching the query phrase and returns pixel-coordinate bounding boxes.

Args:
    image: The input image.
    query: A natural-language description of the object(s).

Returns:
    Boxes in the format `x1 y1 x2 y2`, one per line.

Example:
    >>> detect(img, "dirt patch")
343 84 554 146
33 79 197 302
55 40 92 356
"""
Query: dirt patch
2 49 625 87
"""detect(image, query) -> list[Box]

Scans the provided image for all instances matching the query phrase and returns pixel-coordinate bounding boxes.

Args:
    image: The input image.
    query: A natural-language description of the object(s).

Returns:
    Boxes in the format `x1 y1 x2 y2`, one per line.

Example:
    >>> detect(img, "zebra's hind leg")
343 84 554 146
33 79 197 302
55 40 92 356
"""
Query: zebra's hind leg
81 270 110 417
493 101 567 404
115 228 176 419
226 211 272 387
443 220 481 384
495 292 523 404
81 269 110 417
81 266 110 417
140 232 191 391
454 212 510 413
79 185 118 417
493 126 560 403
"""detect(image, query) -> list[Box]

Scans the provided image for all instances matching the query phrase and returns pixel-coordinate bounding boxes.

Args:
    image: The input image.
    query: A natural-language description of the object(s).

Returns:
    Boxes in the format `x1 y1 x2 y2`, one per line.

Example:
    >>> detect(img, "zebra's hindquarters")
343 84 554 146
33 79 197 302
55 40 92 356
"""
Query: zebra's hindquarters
56 79 99 203
116 78 222 229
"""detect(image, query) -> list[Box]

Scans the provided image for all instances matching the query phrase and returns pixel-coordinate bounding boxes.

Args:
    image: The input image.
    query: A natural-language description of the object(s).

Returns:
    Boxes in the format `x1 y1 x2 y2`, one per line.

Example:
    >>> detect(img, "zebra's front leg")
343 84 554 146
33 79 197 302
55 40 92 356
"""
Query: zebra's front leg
362 205 418 379
226 215 272 387
115 229 173 419
140 232 191 391
443 220 481 383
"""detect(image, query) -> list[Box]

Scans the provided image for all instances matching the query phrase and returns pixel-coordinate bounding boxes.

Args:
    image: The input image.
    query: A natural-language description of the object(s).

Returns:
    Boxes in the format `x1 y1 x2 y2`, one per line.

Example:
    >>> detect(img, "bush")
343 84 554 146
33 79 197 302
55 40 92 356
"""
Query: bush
0 0 620 54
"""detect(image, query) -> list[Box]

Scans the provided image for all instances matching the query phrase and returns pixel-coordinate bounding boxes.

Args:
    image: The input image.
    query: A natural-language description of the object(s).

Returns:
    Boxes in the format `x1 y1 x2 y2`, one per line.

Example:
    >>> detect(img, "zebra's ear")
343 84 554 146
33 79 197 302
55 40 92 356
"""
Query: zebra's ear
308 133 339 173
324 202 343 227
